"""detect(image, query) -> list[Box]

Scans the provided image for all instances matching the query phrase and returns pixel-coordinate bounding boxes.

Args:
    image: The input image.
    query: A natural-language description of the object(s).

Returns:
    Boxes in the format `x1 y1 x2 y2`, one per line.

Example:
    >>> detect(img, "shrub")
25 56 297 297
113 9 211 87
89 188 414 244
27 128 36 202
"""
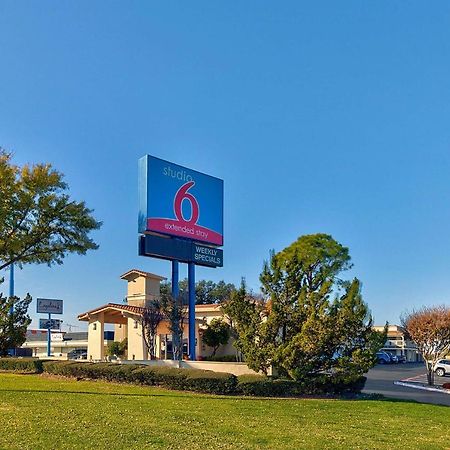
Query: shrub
0 357 43 373
183 369 237 394
442 382 450 390
78 362 134 382
201 355 240 362
236 374 367 397
144 366 188 390
237 374 300 397
41 361 236 395
42 361 90 377
126 366 159 385
42 361 140 383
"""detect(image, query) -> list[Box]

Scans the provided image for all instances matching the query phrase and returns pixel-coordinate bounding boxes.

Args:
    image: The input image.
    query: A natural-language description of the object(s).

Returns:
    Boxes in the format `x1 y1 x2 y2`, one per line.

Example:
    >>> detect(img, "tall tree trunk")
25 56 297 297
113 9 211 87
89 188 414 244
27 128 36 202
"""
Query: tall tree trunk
426 361 434 386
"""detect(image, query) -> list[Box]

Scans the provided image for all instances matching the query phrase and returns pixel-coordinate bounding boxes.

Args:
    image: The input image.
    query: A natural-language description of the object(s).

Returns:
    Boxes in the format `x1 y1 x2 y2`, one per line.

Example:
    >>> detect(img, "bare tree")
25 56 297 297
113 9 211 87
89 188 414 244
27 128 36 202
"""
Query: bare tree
401 305 450 385
160 292 187 361
139 299 165 360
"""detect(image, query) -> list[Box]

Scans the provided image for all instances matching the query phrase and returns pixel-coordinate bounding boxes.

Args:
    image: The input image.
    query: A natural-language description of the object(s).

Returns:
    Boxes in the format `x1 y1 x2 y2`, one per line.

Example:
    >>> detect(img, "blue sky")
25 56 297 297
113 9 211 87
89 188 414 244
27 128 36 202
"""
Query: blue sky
1 2 450 330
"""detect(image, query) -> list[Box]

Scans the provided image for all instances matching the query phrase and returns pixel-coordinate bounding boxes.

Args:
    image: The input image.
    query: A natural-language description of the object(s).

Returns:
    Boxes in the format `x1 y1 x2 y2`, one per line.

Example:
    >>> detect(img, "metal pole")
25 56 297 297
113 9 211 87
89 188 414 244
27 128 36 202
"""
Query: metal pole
171 260 179 361
47 313 52 357
171 261 179 298
9 263 14 313
9 263 15 356
188 262 196 360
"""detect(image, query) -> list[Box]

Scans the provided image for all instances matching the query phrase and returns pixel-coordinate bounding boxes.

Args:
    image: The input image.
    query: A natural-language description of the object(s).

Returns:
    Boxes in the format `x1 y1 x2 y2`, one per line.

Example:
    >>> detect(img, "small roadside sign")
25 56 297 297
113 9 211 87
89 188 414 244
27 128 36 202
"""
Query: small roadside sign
39 318 62 330
36 298 63 314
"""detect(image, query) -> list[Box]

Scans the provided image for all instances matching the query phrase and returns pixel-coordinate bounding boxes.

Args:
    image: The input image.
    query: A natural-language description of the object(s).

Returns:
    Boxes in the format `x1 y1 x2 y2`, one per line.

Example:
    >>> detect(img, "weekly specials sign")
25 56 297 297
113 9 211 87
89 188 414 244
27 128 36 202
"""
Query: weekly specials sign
138 155 224 246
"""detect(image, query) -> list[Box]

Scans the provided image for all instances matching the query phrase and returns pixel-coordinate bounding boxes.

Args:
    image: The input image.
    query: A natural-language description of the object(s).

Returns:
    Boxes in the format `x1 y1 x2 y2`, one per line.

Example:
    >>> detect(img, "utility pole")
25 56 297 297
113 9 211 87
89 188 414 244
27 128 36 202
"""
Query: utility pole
9 263 15 356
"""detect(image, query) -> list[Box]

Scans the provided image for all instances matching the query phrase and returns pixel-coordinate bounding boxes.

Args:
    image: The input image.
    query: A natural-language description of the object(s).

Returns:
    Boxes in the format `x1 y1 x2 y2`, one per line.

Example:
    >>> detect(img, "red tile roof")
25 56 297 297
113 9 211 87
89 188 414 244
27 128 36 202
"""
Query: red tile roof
78 302 145 320
77 302 216 321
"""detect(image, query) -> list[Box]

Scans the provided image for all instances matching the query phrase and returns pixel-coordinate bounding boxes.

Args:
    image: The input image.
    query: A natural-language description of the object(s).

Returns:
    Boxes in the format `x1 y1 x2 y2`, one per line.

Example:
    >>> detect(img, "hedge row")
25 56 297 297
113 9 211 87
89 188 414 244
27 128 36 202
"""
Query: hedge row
0 358 44 373
0 358 366 396
42 361 237 395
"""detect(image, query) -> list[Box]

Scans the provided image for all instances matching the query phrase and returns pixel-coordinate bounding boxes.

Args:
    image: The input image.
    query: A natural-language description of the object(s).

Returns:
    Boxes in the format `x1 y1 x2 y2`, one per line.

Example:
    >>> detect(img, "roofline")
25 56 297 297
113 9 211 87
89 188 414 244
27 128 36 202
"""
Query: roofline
78 302 207 322
78 303 145 321
120 269 166 281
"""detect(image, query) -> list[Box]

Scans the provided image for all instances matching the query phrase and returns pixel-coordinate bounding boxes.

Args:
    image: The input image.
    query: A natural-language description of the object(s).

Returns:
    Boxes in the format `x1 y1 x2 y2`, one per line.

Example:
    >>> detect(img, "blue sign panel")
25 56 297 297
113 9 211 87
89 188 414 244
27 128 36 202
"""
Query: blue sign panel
139 155 224 246
139 235 223 268
39 319 62 330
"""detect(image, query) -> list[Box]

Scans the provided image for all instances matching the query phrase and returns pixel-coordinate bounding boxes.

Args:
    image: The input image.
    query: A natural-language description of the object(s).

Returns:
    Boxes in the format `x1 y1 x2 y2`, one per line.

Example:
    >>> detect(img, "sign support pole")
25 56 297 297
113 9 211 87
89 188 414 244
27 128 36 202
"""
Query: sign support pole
188 261 196 360
171 260 179 361
9 263 14 310
9 263 15 356
47 313 52 357
171 261 179 298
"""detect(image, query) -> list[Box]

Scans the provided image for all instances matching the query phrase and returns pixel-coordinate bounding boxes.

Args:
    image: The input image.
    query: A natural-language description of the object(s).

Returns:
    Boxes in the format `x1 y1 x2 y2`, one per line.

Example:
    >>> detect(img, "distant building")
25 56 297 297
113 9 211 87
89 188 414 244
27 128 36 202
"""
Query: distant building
373 324 423 362
21 330 114 359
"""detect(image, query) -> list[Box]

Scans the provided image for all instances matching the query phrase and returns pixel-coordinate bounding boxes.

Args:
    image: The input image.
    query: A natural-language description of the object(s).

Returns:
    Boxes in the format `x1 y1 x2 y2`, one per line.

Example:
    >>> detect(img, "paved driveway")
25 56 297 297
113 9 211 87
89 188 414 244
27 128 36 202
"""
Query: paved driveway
363 363 450 406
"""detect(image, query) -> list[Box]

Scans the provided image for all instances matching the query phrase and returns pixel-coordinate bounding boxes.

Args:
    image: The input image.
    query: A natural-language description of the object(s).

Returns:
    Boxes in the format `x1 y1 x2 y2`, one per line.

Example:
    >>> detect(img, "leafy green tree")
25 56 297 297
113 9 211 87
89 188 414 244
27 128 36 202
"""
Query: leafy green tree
107 341 121 357
222 282 270 373
0 150 101 270
226 234 385 381
202 318 230 356
107 338 127 358
208 280 236 305
0 281 32 356
119 337 128 357
160 279 236 305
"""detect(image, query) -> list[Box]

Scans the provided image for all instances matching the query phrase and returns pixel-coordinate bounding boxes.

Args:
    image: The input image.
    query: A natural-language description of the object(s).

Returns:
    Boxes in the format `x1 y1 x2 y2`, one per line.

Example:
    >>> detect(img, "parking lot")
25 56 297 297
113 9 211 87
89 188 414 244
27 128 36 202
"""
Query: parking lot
400 371 448 387
363 363 450 406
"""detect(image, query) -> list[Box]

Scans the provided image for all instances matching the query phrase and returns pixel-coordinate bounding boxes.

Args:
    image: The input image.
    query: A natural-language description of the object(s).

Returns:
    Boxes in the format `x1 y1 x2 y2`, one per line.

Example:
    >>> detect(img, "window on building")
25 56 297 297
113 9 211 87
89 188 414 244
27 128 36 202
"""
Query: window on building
134 320 138 329
93 323 97 331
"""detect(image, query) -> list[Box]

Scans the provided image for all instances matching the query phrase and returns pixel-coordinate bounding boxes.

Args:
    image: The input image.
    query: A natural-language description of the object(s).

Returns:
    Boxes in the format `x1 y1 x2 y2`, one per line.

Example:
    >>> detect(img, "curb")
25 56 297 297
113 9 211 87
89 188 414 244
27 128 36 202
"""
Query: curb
394 381 450 395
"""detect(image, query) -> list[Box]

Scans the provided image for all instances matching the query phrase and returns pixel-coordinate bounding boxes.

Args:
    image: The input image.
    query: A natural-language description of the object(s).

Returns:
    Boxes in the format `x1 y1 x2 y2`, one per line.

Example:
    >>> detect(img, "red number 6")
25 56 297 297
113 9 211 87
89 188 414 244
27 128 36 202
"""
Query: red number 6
174 181 199 224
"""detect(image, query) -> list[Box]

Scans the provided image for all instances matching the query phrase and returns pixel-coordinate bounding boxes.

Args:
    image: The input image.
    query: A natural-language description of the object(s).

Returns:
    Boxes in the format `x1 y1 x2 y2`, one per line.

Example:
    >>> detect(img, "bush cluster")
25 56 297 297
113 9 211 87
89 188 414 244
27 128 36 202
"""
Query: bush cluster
236 374 367 397
0 359 366 397
0 357 43 373
41 361 237 395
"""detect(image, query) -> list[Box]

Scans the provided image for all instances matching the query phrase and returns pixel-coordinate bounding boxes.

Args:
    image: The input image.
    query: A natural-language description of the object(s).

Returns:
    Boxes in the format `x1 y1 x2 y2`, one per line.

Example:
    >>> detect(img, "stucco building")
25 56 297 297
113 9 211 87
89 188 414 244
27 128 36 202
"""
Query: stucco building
78 269 233 361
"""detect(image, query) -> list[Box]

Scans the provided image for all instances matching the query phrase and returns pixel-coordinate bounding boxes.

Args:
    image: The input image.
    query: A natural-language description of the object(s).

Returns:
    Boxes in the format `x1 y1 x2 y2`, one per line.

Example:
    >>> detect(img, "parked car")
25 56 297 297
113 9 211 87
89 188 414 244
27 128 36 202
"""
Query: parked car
376 351 392 364
397 355 406 364
68 349 87 360
434 359 450 377
388 354 399 363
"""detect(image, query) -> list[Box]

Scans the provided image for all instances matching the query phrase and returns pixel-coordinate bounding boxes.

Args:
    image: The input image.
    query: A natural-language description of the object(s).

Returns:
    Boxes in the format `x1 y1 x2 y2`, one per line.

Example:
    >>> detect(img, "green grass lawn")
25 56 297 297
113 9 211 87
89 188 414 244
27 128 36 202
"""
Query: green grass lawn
0 373 448 450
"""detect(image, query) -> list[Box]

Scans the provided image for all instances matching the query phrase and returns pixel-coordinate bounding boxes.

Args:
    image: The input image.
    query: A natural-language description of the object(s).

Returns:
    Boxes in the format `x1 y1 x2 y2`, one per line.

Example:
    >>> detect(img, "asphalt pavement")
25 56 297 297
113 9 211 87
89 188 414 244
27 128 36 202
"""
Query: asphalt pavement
363 363 450 406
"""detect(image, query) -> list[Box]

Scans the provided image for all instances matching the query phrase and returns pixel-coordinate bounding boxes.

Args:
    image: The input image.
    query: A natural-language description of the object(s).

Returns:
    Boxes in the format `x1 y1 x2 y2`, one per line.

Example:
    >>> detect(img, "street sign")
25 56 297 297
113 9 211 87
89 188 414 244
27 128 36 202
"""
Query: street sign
36 298 63 314
39 318 62 330
139 234 223 268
